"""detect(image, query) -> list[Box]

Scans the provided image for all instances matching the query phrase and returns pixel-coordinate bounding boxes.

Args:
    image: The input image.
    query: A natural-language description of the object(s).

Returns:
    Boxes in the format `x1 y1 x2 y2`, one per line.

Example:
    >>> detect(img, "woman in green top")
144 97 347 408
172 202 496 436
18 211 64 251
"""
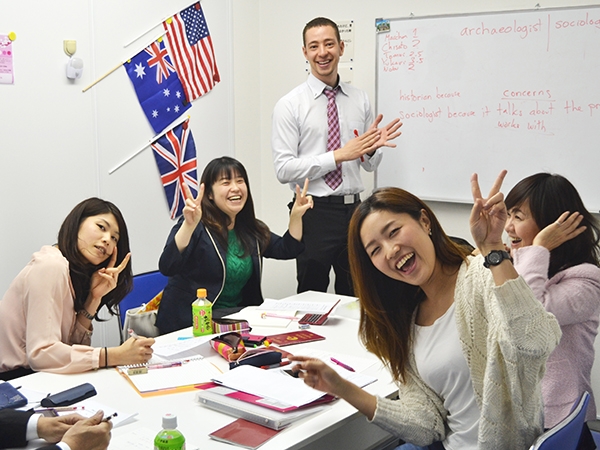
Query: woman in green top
156 157 312 334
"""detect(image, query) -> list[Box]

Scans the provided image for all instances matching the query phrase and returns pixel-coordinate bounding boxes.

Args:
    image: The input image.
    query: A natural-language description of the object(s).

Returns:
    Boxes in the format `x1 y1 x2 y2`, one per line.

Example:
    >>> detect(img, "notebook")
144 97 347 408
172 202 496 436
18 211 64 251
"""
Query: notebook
209 418 281 449
264 330 325 347
211 365 327 407
117 357 221 395
197 382 336 413
196 386 328 430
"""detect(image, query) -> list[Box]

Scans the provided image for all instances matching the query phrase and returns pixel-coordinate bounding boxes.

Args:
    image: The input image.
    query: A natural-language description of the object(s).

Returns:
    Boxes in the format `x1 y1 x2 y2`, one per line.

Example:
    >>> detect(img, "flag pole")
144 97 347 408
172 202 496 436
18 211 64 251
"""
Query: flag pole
122 1 197 48
82 62 123 93
82 29 169 93
124 21 168 49
108 115 190 175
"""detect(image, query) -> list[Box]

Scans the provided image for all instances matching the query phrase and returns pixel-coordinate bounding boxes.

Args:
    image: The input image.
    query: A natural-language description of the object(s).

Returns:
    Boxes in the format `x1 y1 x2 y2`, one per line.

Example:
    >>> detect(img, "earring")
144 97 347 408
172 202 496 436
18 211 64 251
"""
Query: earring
429 229 432 236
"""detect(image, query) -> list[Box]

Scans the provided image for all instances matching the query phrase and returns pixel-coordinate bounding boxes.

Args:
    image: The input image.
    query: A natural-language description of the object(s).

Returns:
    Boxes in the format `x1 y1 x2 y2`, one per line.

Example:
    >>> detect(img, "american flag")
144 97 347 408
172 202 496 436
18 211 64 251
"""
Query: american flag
163 2 220 102
151 118 198 219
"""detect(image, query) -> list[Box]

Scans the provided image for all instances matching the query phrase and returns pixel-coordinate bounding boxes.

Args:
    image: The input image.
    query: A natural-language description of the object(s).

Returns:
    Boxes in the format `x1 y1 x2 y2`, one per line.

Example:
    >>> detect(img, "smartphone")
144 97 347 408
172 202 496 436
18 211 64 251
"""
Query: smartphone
283 368 299 378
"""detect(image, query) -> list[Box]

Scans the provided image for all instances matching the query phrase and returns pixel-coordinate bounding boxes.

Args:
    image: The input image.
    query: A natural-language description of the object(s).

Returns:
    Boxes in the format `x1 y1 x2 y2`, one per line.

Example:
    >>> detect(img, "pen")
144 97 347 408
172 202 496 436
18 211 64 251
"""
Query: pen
34 406 86 413
260 312 298 320
260 360 291 370
147 361 182 370
102 412 118 422
330 357 355 372
128 329 139 339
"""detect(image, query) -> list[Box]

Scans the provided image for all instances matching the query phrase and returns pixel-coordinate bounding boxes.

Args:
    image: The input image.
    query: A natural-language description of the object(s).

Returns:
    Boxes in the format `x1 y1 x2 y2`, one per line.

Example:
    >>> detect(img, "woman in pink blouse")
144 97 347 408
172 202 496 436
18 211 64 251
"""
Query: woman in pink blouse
0 198 154 380
505 173 600 428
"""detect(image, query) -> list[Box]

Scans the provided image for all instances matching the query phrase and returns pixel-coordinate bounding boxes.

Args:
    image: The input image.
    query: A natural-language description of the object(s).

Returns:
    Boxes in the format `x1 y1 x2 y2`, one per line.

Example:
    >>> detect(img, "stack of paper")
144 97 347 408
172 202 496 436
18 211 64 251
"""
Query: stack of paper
196 385 329 430
212 364 376 409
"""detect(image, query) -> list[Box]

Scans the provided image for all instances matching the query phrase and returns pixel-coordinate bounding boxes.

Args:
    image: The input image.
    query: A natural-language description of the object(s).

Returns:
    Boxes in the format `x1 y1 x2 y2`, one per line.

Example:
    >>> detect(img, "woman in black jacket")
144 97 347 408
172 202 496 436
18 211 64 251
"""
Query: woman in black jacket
156 156 312 334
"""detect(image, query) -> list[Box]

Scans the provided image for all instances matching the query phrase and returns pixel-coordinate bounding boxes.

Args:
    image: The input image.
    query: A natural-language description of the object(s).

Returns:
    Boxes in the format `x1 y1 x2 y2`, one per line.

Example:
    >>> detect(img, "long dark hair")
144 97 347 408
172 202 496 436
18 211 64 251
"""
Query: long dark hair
200 157 270 255
348 187 470 383
506 173 600 277
57 198 133 316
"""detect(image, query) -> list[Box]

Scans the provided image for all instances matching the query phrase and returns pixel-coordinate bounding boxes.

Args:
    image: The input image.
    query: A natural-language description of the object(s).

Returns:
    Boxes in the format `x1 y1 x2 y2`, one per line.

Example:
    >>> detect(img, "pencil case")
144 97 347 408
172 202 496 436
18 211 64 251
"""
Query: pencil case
210 332 246 362
41 382 97 407
0 381 28 410
228 348 282 370
212 318 251 335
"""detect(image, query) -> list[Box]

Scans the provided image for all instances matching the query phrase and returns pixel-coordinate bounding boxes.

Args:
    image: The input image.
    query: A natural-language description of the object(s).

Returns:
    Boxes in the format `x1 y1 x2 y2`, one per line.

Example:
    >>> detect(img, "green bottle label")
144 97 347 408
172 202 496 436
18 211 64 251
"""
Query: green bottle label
154 429 186 450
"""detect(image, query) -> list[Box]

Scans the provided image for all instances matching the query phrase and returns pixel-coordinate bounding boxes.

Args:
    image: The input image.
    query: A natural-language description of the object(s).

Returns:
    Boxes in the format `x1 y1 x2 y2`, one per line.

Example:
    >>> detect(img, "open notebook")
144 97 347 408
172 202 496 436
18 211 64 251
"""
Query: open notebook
117 356 221 395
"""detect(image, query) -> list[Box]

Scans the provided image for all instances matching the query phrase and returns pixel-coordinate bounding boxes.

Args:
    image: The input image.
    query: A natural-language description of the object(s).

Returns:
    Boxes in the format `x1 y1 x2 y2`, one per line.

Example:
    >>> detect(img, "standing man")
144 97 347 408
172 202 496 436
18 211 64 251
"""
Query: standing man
272 17 402 295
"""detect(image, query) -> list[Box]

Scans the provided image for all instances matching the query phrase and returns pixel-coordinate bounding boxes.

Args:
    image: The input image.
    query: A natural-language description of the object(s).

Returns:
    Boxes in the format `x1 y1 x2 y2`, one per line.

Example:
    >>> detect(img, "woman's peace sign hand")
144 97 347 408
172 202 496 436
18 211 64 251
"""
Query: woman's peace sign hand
181 182 204 228
470 170 508 253
291 178 313 219
288 178 313 242
89 247 131 302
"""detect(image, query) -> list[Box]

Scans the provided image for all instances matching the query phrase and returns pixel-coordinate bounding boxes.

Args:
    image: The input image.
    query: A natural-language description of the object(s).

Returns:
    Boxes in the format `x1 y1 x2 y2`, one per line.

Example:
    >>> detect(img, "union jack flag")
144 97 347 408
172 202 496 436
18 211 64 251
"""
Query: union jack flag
163 2 220 102
151 118 198 219
124 38 191 134
145 40 176 84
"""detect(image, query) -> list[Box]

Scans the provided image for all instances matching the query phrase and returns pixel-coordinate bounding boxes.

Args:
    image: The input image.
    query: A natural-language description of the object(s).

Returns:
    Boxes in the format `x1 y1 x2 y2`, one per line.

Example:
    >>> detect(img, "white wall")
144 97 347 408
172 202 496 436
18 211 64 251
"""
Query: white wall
3 0 600 415
0 0 234 288
0 0 234 346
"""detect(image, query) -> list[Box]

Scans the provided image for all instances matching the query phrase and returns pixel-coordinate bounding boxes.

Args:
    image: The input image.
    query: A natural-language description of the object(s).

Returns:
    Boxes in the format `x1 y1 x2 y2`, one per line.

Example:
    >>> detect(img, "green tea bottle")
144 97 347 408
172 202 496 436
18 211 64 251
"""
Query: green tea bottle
154 413 186 450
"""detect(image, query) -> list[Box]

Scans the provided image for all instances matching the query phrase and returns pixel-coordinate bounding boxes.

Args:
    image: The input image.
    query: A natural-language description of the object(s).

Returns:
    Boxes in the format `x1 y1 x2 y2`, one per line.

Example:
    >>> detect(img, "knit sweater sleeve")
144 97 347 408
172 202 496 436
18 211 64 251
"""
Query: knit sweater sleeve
455 256 562 449
371 367 449 446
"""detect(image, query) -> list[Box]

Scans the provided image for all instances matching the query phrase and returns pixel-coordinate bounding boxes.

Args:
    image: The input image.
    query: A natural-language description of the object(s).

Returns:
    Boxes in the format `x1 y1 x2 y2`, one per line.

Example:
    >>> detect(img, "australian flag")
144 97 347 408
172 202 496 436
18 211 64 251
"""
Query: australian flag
151 118 198 219
125 38 191 134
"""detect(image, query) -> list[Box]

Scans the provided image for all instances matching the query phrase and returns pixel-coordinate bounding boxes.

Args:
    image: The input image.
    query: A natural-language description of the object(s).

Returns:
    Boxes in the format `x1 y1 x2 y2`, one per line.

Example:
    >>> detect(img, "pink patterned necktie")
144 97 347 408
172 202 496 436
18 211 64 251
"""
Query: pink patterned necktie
323 87 343 190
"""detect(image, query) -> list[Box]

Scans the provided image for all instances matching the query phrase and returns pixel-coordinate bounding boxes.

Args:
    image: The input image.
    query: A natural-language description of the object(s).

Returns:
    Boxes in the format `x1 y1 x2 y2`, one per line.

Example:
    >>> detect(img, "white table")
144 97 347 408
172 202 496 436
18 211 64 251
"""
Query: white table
12 292 400 450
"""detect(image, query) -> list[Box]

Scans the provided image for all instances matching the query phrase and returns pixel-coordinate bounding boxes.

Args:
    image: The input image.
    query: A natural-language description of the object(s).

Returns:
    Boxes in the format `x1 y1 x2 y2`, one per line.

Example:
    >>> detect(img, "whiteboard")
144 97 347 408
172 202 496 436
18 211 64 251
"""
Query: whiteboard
375 6 600 211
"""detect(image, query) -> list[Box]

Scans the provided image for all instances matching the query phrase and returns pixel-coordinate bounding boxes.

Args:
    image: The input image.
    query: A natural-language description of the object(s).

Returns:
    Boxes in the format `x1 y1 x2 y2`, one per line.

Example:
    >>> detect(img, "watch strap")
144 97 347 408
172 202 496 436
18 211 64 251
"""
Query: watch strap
483 250 513 268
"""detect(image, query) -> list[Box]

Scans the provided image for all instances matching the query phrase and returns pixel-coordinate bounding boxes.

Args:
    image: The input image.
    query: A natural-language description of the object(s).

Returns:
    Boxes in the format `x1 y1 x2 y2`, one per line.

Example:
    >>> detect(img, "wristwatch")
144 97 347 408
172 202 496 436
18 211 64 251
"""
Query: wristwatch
483 250 513 268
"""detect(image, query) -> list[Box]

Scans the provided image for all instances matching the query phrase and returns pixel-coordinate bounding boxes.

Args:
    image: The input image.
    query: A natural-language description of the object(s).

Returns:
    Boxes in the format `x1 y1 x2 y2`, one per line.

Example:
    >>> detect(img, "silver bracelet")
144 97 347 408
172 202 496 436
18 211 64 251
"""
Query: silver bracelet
77 309 95 320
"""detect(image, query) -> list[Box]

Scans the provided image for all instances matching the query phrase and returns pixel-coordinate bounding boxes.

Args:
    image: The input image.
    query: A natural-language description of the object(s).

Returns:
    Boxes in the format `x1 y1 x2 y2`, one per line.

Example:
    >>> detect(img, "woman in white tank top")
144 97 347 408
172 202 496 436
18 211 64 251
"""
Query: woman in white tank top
289 171 561 449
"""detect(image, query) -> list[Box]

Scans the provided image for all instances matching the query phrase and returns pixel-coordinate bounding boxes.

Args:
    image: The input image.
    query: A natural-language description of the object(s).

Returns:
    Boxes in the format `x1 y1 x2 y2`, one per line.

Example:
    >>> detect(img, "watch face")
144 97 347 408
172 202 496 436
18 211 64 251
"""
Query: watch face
489 251 502 264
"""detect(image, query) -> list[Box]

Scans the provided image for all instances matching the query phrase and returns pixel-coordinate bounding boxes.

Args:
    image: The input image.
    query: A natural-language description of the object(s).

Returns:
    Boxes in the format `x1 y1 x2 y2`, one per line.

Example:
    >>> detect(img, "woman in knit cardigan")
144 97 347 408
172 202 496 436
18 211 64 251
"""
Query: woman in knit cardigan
290 171 561 449
505 173 600 429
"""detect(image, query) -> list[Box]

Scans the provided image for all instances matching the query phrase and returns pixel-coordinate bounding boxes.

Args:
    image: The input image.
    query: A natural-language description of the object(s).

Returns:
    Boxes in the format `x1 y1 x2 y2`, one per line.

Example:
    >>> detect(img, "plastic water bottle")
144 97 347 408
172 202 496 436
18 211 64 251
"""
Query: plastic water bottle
154 413 186 450
192 288 212 336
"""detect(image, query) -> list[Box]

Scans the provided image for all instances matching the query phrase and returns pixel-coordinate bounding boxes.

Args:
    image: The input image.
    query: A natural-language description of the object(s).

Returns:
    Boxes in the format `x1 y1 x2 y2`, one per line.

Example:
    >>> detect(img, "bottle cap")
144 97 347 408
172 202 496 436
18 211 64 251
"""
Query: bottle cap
162 413 178 429
196 288 207 298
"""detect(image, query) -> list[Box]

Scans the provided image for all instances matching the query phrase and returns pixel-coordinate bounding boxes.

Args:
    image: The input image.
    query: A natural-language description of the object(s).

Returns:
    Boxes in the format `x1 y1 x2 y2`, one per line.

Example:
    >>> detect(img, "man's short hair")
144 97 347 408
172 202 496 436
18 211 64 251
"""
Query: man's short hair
303 17 341 46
